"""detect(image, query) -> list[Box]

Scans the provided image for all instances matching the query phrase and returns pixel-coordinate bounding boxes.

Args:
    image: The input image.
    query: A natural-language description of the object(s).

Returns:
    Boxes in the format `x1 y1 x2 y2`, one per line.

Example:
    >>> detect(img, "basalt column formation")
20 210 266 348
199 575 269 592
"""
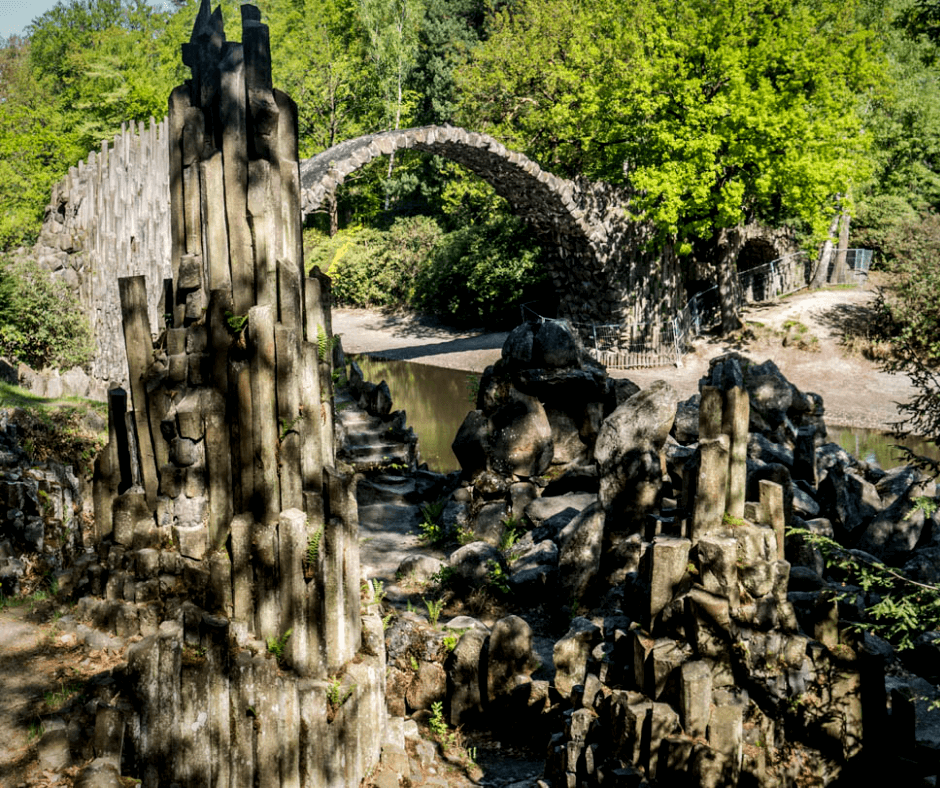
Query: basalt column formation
91 4 385 786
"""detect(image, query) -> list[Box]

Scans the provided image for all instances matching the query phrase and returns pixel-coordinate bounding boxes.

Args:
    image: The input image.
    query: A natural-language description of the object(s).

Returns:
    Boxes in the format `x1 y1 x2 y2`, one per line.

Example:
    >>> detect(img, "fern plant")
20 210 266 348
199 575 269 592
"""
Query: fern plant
266 629 292 662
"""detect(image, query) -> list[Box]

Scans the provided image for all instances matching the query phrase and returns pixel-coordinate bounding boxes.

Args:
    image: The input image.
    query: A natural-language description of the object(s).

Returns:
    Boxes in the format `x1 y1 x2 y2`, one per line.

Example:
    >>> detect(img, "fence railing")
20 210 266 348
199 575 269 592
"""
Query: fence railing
522 248 872 370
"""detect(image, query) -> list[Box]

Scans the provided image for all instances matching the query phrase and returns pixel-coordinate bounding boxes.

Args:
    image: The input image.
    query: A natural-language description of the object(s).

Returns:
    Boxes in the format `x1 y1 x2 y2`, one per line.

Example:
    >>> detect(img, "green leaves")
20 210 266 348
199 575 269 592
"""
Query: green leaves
788 525 940 651
457 0 879 247
0 256 94 369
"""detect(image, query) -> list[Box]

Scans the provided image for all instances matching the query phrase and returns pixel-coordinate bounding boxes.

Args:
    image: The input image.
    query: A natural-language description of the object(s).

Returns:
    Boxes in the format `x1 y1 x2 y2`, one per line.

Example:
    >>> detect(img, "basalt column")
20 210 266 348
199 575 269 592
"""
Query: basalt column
93 3 383 786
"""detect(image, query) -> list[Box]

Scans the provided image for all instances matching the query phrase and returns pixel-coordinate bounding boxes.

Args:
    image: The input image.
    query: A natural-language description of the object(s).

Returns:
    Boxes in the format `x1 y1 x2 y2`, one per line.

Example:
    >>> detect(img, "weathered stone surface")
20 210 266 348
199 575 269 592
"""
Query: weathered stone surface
557 500 606 603
448 541 506 587
487 391 554 478
817 465 881 541
596 380 678 527
397 554 445 583
446 628 487 726
486 615 535 704
553 617 602 699
452 410 491 476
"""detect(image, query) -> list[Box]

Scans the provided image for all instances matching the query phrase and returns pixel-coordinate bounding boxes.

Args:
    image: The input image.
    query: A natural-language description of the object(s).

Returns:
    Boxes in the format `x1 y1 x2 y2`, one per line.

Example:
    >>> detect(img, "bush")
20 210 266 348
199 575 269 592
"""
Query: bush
415 215 549 328
867 211 940 471
305 214 551 328
307 217 444 309
0 256 93 370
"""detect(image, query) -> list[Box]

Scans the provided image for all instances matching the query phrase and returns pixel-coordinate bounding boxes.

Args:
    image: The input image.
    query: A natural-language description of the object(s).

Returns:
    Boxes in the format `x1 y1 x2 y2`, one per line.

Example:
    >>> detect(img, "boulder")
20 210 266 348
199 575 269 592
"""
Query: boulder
557 501 606 603
486 615 536 704
856 491 930 563
452 411 491 476
487 391 554 478
448 542 507 587
817 465 881 542
595 380 678 527
553 617 603 699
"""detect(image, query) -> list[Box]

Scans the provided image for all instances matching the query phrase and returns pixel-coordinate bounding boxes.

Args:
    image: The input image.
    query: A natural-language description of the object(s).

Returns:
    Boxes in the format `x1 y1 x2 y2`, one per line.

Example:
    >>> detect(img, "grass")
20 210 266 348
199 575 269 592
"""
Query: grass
0 381 107 468
44 681 83 710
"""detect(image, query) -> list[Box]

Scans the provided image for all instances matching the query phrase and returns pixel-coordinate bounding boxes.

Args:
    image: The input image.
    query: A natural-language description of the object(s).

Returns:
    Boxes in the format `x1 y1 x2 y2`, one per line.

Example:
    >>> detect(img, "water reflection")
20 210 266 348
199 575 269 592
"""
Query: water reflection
826 425 940 469
350 355 474 472
350 354 940 474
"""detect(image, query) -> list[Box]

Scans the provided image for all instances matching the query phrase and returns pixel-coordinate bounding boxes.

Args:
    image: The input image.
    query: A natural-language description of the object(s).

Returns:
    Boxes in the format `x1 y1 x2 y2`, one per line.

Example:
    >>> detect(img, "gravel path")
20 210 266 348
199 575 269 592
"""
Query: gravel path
333 286 918 434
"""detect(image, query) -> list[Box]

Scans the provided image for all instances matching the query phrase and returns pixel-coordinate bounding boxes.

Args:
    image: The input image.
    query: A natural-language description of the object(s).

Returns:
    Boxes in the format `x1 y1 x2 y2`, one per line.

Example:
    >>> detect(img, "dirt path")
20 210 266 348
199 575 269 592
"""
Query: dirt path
333 286 917 433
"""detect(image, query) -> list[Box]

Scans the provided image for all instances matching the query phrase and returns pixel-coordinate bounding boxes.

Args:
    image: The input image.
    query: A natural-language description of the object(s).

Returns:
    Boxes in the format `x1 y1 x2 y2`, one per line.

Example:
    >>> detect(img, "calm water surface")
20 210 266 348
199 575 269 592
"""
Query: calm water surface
351 355 474 472
352 355 940 473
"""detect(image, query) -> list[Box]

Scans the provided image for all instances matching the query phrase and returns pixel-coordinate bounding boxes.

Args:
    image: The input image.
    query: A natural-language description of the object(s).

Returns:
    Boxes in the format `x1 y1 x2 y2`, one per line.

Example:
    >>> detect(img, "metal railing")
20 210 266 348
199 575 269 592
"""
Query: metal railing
522 249 871 369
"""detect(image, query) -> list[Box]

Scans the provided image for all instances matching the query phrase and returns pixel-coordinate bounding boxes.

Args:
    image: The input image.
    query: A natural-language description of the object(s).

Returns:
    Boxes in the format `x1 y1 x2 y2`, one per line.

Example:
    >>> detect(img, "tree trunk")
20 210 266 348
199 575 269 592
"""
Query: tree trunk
831 211 851 284
718 244 742 334
327 190 338 237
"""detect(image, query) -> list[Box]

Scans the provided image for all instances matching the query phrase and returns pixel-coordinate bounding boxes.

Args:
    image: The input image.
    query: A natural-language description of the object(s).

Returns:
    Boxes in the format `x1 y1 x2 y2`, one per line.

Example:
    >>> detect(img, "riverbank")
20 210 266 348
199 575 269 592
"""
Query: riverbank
333 285 919 435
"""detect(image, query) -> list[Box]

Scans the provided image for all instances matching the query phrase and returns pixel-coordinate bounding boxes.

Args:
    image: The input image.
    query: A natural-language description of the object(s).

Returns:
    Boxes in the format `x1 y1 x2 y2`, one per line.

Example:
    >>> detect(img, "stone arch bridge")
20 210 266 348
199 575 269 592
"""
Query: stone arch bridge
299 125 681 328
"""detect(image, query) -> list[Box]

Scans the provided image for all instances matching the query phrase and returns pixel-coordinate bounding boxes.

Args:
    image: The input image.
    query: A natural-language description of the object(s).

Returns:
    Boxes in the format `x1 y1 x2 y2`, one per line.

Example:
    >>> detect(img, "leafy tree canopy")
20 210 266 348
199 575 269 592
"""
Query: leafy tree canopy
457 0 882 250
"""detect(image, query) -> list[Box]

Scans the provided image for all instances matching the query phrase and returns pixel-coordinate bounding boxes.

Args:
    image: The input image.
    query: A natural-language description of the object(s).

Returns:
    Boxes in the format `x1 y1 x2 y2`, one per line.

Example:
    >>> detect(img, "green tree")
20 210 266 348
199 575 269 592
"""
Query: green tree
853 0 940 255
458 0 881 330
0 256 94 369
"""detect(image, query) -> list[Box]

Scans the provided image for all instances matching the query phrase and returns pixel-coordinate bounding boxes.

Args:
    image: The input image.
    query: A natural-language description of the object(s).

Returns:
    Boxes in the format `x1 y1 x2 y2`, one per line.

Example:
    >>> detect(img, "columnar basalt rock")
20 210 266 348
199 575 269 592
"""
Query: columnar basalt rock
88 4 385 786
30 120 172 392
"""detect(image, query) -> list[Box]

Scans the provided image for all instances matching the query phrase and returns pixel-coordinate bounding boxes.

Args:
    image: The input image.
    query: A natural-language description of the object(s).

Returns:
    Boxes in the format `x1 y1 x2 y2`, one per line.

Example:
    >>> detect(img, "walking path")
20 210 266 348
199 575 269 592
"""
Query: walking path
333 286 918 433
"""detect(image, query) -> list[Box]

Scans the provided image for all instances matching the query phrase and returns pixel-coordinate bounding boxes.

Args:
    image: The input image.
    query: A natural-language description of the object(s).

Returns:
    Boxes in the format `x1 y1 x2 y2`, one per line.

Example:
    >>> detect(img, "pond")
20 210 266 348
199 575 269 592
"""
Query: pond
351 354 940 474
350 355 474 472
824 425 940 470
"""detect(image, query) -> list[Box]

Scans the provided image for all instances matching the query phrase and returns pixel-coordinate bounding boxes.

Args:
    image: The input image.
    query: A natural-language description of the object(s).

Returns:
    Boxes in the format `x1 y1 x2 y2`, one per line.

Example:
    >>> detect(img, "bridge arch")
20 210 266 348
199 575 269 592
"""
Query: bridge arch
299 125 681 328
299 125 594 244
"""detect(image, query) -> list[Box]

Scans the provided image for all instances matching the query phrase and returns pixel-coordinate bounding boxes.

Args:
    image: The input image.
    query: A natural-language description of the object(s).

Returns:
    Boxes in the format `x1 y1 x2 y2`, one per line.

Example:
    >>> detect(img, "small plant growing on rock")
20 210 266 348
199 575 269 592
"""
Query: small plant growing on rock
424 596 445 627
789 524 940 650
498 516 526 553
306 524 324 569
326 676 356 722
224 311 249 335
418 499 447 545
485 560 511 596
429 701 450 743
266 629 292 663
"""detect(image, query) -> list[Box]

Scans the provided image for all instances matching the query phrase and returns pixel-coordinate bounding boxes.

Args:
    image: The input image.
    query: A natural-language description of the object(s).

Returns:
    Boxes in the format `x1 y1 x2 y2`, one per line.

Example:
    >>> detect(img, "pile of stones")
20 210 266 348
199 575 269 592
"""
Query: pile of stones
378 320 940 787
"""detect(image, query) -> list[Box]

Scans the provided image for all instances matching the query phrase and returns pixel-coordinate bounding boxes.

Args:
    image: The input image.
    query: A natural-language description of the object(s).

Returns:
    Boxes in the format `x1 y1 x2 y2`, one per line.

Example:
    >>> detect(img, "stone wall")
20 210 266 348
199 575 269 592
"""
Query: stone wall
32 119 173 391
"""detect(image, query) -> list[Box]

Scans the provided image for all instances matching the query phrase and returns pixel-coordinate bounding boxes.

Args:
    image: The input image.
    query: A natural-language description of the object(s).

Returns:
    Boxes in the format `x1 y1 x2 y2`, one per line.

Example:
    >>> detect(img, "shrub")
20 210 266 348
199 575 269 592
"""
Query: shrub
415 215 549 328
306 214 551 328
307 217 444 309
0 255 93 370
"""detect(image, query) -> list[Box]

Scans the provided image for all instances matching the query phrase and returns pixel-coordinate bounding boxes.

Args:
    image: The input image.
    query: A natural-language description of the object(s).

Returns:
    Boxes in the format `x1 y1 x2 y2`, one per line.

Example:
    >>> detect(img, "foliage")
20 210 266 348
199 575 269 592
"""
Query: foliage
498 516 526 553
414 214 549 327
457 0 880 257
874 212 940 358
429 700 451 743
266 629 293 662
326 675 356 710
310 213 547 326
224 311 248 335
311 217 443 307
417 498 447 545
852 0 940 252
306 524 325 566
0 256 94 370
423 596 445 627
789 526 940 650
485 560 510 595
